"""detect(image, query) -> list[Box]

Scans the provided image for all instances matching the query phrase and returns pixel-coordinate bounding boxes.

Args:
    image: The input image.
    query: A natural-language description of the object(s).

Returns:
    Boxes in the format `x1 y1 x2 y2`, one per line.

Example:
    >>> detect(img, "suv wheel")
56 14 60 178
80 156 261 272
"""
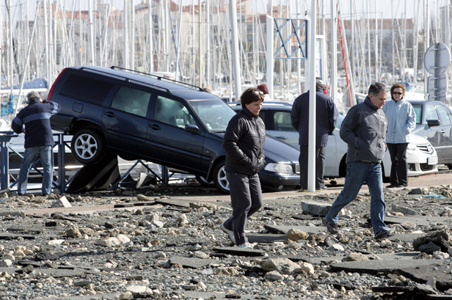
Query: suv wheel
213 161 229 194
71 129 105 165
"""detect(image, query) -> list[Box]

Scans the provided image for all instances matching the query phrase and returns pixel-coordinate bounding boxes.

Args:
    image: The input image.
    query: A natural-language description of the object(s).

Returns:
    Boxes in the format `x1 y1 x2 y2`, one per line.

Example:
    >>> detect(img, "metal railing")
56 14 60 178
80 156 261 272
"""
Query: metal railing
0 131 69 193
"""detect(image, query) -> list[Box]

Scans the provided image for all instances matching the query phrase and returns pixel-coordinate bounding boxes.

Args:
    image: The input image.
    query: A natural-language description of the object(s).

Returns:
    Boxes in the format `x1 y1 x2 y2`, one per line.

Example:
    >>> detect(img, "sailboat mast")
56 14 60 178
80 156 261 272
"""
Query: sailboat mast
124 0 129 69
131 0 135 69
206 0 211 89
148 0 153 73
229 0 241 100
199 0 203 88
374 1 379 81
8 0 13 96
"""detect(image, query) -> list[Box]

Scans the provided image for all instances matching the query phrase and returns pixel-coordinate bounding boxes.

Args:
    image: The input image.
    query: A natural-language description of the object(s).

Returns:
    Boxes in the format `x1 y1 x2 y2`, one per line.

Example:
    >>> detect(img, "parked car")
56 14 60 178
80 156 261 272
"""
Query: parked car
48 66 300 193
408 100 452 168
229 102 439 180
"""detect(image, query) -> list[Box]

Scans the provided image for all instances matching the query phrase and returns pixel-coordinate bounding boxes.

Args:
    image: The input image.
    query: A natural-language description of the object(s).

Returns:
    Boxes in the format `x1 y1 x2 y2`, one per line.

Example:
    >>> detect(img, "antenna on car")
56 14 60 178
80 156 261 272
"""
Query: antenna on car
110 66 206 92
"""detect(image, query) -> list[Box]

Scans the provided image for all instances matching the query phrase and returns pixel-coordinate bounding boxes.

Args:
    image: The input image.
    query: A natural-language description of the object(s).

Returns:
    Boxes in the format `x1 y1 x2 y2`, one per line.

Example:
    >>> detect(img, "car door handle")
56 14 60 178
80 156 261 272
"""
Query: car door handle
149 124 161 130
104 111 116 118
275 136 288 140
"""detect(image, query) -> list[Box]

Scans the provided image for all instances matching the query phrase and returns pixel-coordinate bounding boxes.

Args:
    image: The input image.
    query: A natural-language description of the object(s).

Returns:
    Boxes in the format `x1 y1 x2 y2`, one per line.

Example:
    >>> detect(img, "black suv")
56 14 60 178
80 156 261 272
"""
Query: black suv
48 66 300 193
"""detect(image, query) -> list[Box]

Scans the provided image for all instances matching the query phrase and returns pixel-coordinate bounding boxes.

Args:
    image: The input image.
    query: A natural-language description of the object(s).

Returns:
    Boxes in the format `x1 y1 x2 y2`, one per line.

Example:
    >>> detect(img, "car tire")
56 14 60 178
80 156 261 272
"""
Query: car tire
213 161 230 194
195 175 216 188
71 129 105 165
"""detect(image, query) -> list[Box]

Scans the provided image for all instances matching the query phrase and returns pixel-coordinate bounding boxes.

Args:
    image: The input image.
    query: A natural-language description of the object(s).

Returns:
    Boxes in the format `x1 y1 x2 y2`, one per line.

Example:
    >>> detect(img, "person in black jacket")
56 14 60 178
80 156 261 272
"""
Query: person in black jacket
11 91 61 196
291 77 338 191
221 87 265 249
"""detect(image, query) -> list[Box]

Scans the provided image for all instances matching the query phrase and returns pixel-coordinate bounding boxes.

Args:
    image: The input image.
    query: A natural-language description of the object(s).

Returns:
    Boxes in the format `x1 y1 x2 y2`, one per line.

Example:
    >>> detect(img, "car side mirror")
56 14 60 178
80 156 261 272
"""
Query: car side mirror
185 124 201 135
426 119 440 127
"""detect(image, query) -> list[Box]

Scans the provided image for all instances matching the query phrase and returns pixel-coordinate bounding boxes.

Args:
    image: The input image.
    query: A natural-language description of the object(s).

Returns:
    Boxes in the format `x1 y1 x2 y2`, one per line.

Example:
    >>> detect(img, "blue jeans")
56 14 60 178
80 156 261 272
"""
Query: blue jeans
18 146 53 195
324 161 388 234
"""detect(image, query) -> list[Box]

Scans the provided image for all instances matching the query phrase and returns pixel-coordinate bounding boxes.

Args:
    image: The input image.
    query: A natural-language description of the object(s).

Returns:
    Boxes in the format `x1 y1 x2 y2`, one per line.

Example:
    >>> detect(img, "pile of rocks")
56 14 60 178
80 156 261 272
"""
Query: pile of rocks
0 185 451 299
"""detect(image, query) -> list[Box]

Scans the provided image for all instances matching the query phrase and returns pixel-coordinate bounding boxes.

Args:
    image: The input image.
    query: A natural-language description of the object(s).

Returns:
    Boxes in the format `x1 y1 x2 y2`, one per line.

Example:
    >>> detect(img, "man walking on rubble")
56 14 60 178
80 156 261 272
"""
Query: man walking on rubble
322 82 392 241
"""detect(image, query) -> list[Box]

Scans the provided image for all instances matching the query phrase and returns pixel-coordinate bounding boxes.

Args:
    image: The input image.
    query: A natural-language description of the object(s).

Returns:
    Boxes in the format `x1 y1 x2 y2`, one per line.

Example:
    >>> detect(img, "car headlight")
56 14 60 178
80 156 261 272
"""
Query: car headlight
407 143 417 151
264 163 294 174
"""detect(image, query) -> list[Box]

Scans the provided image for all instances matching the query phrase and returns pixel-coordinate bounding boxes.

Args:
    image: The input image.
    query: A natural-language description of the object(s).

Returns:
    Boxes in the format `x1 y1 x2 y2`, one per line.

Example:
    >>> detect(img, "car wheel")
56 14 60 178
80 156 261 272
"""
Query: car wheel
213 161 230 194
71 129 105 165
195 175 216 188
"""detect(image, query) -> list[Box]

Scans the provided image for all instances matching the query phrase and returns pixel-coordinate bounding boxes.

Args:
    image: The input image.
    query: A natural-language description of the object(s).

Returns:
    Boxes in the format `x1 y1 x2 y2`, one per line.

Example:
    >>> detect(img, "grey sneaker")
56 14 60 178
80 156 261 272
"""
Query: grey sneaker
237 242 253 249
322 217 339 234
375 230 392 241
220 223 235 244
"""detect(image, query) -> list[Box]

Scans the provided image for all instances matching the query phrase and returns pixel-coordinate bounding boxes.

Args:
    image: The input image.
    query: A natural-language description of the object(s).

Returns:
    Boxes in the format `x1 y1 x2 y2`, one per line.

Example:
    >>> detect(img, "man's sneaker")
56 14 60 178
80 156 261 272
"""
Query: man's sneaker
375 230 392 241
322 218 339 234
237 242 253 249
220 223 235 244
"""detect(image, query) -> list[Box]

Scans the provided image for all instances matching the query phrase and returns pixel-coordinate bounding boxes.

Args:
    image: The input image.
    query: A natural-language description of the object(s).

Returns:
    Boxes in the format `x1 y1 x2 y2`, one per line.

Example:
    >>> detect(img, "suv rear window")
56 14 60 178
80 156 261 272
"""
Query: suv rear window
60 73 115 104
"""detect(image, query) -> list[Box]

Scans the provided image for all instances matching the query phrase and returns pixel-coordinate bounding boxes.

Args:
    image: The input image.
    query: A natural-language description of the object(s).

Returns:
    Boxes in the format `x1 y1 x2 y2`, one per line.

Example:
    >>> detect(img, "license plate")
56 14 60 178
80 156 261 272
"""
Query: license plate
428 156 438 165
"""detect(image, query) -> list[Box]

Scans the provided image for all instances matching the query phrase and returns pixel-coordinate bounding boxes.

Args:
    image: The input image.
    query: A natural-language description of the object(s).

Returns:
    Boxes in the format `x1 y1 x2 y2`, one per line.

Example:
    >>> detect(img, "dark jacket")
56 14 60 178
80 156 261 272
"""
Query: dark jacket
290 86 338 147
223 106 266 175
11 98 61 148
340 96 387 163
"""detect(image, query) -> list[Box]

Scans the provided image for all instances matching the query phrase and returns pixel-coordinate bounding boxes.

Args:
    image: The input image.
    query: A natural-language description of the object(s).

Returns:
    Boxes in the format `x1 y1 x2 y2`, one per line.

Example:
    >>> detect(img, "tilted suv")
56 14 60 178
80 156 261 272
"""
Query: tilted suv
48 66 300 193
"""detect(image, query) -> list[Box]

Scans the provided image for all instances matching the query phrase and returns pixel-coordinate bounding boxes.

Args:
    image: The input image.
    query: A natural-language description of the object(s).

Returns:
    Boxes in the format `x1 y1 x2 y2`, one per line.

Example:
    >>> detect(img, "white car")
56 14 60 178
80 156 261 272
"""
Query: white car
230 102 439 181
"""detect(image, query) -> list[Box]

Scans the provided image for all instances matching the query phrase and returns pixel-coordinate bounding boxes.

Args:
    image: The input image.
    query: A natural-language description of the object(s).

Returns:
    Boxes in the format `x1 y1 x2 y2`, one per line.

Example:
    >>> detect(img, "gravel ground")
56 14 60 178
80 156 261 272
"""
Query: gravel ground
0 183 452 300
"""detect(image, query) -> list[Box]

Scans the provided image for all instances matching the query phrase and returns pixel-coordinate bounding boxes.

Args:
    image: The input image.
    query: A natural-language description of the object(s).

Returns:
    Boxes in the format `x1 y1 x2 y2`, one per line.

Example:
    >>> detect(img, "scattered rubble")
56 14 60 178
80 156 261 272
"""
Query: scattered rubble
0 185 451 299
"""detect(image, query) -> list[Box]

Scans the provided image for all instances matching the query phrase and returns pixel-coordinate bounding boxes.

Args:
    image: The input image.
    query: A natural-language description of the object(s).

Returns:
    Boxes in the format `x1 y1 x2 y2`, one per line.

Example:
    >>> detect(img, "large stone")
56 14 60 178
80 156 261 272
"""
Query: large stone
419 241 441 254
66 226 82 238
259 257 300 274
286 228 309 241
301 200 331 216
392 204 416 215
51 196 72 208
296 262 314 275
343 253 370 262
264 270 284 281
413 231 450 252
95 237 121 247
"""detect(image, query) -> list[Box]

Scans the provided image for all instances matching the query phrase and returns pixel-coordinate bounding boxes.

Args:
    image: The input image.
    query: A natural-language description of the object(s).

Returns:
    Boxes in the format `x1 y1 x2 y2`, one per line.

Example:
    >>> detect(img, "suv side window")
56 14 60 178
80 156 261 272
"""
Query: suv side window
110 86 151 117
60 73 114 104
155 96 197 128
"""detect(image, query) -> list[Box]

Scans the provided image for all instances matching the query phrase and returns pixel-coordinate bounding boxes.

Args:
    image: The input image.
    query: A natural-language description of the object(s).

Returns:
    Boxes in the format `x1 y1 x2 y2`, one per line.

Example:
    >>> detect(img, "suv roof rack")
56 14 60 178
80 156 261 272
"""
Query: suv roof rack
110 66 208 92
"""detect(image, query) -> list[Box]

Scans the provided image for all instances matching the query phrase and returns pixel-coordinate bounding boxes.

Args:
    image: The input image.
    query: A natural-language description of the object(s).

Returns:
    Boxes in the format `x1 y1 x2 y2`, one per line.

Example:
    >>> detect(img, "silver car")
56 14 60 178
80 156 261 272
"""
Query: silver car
230 102 438 180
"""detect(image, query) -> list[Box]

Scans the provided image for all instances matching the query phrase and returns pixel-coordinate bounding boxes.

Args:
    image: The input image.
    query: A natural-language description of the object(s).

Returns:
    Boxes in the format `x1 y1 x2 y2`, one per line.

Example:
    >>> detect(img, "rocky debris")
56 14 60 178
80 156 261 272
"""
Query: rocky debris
50 196 72 208
0 185 451 299
413 230 450 254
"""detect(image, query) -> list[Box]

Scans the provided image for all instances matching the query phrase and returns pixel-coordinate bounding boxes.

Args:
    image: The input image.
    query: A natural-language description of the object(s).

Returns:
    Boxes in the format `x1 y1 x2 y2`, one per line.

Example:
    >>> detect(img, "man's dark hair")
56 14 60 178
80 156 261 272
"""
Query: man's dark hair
240 87 264 108
368 82 387 96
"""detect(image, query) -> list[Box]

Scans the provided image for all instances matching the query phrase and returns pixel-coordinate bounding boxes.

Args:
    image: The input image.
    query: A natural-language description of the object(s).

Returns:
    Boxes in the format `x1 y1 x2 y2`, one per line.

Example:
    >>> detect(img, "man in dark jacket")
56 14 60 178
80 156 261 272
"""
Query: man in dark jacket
221 87 265 249
291 77 338 191
11 91 61 195
322 82 392 241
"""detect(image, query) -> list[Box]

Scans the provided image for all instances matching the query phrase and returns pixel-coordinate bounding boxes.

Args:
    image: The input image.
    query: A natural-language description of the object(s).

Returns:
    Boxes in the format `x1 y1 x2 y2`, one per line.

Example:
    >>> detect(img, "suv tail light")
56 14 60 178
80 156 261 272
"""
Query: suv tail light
47 68 68 101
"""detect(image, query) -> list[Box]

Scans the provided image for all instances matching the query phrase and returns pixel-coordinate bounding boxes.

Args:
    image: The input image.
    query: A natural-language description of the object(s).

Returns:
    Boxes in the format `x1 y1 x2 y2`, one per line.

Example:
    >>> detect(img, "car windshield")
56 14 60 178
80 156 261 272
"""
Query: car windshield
188 99 236 132
411 104 422 124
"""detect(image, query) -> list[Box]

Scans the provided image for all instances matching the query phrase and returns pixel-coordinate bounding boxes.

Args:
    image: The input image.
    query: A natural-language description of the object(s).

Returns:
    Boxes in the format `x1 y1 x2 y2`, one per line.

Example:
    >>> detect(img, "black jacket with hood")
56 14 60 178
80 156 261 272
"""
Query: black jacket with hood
223 106 266 175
